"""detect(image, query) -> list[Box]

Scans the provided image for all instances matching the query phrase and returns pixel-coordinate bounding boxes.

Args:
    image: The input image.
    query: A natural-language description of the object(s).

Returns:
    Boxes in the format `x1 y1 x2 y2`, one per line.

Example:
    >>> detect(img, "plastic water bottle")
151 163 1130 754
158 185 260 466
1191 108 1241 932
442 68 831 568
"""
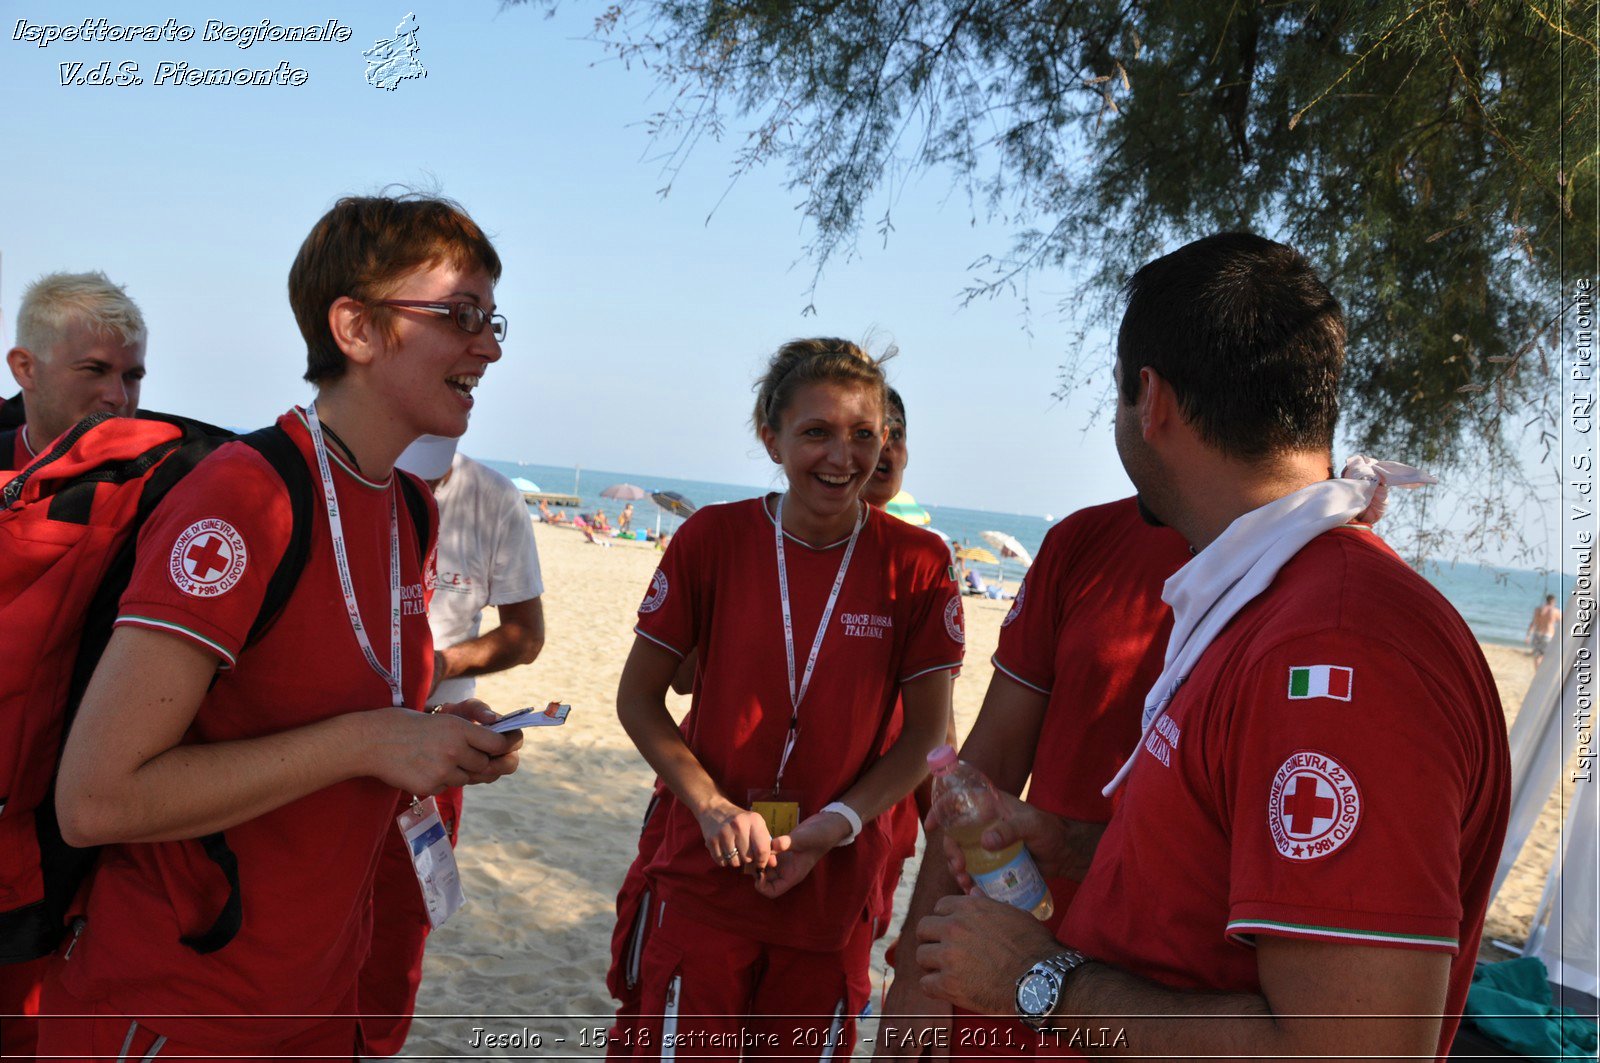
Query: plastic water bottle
927 744 1054 920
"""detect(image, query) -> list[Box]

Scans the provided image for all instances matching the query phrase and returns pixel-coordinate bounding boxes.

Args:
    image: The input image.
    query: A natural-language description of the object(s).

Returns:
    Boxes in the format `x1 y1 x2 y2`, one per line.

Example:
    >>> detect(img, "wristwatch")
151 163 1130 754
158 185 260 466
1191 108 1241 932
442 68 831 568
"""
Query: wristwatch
1014 948 1090 1030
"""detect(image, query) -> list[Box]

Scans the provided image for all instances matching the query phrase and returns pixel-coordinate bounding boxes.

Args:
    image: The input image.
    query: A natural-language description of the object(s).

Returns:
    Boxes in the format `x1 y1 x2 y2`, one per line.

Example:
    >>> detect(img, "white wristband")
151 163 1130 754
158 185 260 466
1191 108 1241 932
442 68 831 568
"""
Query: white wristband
820 801 863 846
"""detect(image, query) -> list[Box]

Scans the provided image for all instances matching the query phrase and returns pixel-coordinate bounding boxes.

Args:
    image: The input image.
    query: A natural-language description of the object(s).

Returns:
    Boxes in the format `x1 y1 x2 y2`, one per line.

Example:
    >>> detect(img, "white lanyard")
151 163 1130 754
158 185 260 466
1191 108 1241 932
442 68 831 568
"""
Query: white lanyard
305 403 405 707
771 493 865 790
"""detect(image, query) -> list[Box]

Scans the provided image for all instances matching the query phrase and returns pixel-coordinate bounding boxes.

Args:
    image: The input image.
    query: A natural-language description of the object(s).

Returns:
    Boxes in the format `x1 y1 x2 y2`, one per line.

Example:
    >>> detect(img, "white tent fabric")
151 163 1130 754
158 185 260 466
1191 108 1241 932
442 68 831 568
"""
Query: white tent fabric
1491 586 1597 996
1525 770 1597 996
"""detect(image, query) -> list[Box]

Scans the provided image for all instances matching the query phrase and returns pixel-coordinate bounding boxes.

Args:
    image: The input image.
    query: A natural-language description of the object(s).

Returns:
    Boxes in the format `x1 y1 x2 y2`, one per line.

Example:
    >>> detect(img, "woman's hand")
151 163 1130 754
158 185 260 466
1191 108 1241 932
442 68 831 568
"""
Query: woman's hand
362 706 519 795
695 796 776 872
753 811 850 899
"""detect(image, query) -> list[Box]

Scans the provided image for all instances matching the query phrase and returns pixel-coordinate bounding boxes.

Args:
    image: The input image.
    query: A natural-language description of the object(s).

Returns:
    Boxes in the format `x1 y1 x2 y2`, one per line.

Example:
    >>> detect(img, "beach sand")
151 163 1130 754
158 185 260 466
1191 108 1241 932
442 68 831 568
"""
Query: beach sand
401 520 1557 1058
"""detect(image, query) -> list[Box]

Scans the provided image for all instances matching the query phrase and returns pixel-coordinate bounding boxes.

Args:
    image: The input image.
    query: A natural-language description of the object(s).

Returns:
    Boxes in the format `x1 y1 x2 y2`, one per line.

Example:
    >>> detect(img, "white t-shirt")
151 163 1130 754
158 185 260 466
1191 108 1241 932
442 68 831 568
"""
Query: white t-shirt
429 453 544 705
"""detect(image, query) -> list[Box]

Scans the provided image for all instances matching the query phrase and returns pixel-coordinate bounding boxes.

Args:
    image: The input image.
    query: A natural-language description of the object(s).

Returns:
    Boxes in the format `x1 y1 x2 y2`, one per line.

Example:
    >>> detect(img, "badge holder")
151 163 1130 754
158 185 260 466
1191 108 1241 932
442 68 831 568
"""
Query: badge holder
397 796 465 928
748 788 802 837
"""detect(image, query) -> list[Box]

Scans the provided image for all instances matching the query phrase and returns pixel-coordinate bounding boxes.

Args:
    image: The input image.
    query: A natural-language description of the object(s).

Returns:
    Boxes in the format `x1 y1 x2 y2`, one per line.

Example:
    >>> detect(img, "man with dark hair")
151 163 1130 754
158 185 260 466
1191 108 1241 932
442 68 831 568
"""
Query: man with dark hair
911 233 1508 1059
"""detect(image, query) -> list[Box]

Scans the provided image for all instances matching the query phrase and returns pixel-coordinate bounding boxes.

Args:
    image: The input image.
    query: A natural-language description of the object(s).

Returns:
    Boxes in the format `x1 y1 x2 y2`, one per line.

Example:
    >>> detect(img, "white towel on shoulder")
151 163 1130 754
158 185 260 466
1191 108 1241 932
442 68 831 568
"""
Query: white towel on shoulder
1101 457 1436 796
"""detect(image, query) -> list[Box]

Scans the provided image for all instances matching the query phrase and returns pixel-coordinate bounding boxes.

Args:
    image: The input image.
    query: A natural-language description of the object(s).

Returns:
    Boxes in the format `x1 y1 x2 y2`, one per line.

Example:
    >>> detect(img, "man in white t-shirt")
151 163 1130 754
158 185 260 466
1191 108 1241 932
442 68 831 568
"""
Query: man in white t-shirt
401 433 545 706
357 433 544 1057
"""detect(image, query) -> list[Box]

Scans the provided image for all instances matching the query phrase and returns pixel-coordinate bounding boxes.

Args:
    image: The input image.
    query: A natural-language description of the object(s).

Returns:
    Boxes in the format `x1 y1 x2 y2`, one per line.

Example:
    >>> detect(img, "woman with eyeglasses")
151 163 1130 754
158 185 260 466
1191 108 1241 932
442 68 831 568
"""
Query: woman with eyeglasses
40 194 523 1061
609 340 962 1058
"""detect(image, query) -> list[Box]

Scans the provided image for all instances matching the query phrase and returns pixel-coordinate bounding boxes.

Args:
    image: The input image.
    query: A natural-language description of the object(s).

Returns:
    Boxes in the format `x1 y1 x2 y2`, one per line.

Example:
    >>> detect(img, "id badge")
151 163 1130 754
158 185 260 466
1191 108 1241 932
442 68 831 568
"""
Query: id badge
747 788 801 837
397 796 465 929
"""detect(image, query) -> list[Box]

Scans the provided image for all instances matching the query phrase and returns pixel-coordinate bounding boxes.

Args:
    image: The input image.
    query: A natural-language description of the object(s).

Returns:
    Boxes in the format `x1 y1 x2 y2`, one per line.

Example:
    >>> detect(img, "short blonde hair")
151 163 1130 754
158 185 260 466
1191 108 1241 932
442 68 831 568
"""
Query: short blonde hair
752 337 894 437
16 271 146 362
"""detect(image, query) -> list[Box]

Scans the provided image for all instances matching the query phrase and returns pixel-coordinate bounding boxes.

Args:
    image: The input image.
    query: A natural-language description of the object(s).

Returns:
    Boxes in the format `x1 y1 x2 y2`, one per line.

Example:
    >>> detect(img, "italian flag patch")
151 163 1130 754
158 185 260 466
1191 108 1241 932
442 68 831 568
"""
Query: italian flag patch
1287 665 1353 702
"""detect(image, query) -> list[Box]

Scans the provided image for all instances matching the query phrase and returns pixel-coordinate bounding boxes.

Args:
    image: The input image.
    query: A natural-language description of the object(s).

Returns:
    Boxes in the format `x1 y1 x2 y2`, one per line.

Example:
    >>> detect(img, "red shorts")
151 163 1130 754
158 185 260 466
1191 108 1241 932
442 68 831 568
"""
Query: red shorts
356 786 464 1058
613 895 874 1060
0 954 49 1062
37 974 356 1062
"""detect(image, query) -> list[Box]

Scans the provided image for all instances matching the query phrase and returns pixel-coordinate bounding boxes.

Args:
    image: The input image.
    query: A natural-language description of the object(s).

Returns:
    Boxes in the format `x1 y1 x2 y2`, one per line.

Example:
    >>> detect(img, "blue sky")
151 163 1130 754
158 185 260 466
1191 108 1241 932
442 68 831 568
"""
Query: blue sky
0 1 1568 564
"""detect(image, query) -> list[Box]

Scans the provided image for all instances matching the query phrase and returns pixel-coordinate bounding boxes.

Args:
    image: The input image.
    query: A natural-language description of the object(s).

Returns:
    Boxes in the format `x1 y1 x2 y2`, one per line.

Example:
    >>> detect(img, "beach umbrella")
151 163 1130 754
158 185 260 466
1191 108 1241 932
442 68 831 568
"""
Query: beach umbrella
601 483 648 528
883 489 932 526
651 490 697 535
957 546 997 565
511 476 541 496
981 530 1034 585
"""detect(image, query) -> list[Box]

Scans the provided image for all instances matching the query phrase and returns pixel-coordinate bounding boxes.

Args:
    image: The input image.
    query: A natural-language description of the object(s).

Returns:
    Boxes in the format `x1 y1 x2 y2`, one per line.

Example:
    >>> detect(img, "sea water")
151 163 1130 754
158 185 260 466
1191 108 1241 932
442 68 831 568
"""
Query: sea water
483 459 1574 649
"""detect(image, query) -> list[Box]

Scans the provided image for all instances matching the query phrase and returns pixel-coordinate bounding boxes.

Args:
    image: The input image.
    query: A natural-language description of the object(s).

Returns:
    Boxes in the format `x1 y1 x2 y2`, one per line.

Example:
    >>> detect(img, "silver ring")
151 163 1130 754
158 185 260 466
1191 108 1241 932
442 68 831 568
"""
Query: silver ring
718 850 736 862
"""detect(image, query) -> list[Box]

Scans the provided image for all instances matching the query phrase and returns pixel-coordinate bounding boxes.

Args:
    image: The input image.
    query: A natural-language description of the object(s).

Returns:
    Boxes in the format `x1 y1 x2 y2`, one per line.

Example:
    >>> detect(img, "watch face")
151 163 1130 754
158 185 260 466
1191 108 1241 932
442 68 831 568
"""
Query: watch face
1017 970 1058 1016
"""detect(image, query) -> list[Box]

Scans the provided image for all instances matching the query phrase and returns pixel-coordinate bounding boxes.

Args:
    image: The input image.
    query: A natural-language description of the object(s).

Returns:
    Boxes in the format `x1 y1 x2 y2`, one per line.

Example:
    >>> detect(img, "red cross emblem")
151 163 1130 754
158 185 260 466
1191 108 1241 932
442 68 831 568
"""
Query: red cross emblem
1268 751 1361 862
169 519 248 598
1281 774 1336 836
184 535 231 581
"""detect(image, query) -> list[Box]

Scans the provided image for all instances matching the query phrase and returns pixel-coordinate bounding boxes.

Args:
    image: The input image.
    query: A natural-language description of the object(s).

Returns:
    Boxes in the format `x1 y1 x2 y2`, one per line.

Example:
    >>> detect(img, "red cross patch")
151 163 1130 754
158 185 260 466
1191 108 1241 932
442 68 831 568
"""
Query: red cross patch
639 569 668 614
1002 581 1026 627
168 519 248 598
1268 750 1362 861
944 595 965 645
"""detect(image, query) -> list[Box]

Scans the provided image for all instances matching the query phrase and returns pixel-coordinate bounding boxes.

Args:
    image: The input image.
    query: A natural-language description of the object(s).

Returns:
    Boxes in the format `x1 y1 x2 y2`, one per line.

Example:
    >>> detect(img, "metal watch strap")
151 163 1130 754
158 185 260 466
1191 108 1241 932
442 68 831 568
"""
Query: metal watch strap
1016 948 1090 1030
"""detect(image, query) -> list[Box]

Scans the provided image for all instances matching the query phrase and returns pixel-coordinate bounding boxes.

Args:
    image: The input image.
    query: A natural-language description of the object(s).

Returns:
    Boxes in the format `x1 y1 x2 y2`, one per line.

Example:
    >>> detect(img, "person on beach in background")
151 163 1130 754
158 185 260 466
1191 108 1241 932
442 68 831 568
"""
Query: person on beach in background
358 432 546 1056
3 271 147 469
911 233 1508 1059
610 339 962 1057
874 496 1190 1061
620 502 635 532
37 194 523 1061
1526 594 1561 667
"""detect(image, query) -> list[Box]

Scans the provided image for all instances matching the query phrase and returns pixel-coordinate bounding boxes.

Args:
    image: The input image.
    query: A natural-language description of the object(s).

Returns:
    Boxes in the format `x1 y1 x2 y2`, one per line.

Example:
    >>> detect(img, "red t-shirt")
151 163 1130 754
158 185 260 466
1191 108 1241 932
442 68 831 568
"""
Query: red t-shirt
60 408 437 1051
1063 527 1508 1057
635 497 964 951
991 497 1189 912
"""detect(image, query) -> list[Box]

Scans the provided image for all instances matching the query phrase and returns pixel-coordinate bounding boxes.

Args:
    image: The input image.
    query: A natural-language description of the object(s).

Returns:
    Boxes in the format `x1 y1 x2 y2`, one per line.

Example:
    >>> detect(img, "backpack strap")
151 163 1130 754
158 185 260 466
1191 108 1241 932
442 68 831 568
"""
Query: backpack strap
167 426 316 955
237 425 315 647
396 470 432 562
175 433 430 956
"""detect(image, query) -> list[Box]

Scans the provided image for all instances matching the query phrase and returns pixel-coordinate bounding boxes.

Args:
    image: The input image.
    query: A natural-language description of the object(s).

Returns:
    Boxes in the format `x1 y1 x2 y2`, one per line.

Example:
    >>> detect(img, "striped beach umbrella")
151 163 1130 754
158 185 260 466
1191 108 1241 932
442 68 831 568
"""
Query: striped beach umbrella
884 490 932 526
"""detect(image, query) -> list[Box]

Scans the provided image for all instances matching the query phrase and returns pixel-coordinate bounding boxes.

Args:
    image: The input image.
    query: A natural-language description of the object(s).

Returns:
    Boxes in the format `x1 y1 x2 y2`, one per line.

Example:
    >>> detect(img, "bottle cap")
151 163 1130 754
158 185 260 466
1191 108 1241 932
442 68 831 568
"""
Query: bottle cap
926 744 957 772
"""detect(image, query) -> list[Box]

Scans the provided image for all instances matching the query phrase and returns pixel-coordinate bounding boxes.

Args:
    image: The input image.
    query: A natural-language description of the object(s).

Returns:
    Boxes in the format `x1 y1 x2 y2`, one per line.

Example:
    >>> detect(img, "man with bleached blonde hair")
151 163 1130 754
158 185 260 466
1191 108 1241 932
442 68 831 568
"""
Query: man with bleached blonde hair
4 270 147 466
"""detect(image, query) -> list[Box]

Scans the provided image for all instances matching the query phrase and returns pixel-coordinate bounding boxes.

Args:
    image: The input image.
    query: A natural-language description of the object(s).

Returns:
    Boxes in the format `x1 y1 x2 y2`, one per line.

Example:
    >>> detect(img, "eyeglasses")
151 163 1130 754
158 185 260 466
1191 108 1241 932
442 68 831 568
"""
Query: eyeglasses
377 300 508 341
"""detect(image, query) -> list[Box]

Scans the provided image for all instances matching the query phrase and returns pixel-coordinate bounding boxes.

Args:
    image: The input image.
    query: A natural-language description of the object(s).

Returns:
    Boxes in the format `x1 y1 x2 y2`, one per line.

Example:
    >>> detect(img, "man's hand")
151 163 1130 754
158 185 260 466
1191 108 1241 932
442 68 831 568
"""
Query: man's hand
930 790 1095 886
915 894 1059 1015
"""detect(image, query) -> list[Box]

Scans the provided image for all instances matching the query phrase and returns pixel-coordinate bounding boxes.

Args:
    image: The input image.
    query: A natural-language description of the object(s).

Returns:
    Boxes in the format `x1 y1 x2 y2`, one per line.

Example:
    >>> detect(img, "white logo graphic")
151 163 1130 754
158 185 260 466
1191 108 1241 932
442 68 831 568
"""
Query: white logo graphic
944 595 965 645
364 12 426 91
1002 580 1026 627
169 519 248 598
639 569 669 614
1269 750 1362 862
